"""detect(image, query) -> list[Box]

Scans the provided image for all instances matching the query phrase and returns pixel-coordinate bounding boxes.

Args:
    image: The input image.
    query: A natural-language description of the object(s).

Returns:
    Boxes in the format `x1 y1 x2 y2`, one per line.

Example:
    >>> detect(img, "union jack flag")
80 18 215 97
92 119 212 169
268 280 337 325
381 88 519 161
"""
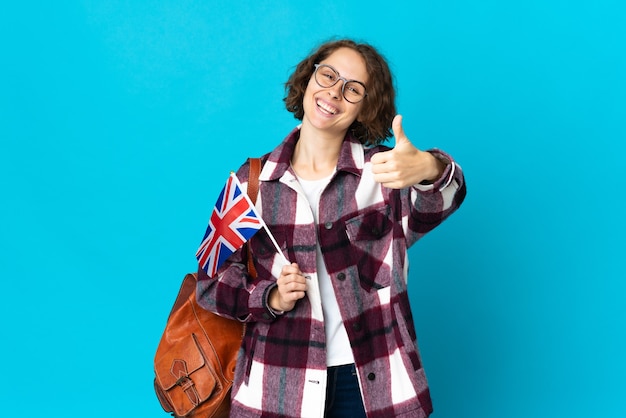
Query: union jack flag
196 172 263 277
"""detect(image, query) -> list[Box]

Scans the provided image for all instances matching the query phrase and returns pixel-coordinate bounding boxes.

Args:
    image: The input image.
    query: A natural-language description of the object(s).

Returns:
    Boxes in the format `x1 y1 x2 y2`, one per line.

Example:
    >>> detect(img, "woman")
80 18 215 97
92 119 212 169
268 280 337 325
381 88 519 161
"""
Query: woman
197 39 466 418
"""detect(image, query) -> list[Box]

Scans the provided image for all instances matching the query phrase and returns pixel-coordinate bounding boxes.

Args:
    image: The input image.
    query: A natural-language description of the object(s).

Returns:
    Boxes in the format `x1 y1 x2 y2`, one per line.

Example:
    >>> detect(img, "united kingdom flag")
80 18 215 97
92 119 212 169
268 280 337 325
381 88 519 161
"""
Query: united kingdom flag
196 172 263 277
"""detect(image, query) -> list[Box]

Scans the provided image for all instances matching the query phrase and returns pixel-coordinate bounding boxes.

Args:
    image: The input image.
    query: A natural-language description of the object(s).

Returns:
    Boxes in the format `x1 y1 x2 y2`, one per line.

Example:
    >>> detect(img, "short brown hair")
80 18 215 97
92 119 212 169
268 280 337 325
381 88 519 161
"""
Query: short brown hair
283 39 396 146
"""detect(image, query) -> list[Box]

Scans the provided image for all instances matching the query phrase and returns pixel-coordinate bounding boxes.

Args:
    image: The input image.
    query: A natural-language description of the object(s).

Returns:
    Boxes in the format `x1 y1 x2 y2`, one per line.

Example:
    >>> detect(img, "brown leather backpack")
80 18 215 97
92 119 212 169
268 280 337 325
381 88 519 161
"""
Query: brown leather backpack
153 158 261 417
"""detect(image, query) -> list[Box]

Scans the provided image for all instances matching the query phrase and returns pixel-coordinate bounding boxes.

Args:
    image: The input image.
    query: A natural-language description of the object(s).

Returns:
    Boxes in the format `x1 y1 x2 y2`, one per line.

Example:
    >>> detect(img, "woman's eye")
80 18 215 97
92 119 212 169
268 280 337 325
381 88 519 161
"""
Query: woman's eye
347 85 362 95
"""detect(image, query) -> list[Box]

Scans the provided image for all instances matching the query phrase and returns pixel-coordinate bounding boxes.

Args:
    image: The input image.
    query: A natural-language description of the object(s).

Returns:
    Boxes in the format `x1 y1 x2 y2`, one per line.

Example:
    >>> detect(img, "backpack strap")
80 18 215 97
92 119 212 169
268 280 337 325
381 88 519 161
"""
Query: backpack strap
246 158 262 278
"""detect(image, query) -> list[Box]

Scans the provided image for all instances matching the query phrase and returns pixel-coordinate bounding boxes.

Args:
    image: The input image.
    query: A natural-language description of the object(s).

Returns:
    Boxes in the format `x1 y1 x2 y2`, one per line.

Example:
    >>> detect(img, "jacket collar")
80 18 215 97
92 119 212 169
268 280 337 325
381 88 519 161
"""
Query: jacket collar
260 126 364 182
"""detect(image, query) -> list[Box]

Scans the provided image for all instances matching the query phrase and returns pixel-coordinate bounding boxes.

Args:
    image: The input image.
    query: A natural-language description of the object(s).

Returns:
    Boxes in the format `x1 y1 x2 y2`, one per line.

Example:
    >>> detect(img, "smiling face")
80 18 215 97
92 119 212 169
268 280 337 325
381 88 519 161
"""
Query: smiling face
301 47 369 140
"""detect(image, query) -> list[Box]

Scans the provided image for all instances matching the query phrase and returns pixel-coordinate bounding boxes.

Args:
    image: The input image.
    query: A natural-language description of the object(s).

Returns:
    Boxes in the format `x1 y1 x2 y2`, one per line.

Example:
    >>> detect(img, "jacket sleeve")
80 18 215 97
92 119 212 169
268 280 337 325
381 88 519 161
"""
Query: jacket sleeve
195 160 280 324
404 149 467 247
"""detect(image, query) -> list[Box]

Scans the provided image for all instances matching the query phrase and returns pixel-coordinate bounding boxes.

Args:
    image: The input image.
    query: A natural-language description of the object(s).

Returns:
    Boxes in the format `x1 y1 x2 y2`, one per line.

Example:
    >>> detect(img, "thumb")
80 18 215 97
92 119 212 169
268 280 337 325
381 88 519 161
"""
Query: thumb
392 114 409 146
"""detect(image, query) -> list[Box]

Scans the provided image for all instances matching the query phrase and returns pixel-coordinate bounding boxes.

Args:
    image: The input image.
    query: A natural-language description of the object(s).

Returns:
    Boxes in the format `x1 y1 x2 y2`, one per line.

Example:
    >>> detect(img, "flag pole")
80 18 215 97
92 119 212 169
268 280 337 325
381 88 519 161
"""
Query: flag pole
259 219 290 266
234 173 290 266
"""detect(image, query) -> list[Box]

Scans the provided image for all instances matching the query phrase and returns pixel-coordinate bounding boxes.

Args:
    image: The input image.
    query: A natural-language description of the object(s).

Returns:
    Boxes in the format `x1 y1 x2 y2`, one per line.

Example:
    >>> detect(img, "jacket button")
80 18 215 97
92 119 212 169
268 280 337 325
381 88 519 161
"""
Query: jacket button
324 221 333 230
337 273 346 281
352 322 361 332
367 373 376 381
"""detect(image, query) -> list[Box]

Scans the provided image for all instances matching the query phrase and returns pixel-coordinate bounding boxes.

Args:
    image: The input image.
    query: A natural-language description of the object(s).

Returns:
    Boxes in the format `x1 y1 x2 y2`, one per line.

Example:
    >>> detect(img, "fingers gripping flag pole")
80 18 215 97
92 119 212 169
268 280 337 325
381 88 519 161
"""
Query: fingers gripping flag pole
196 172 289 277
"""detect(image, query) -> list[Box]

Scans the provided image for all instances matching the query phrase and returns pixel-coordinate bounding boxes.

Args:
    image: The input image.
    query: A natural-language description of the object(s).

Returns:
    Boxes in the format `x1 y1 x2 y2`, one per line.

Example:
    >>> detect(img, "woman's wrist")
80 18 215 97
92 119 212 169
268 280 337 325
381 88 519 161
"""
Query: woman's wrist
421 152 447 184
267 286 285 315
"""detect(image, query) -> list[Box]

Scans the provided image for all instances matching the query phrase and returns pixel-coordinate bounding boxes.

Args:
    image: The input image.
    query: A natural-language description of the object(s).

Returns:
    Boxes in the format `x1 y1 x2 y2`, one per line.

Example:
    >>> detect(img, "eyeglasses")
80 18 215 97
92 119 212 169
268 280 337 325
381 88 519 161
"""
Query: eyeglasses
313 64 367 104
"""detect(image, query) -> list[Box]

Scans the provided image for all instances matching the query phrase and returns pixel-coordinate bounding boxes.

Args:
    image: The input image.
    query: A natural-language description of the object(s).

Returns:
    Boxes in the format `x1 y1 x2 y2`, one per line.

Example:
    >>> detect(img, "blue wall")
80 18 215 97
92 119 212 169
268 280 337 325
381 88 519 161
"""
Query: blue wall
1 1 624 416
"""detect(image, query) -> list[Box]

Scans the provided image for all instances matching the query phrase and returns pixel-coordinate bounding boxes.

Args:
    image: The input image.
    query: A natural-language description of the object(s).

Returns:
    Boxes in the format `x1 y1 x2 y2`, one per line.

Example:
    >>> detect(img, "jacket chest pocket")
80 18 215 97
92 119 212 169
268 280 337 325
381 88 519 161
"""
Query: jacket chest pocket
344 207 394 291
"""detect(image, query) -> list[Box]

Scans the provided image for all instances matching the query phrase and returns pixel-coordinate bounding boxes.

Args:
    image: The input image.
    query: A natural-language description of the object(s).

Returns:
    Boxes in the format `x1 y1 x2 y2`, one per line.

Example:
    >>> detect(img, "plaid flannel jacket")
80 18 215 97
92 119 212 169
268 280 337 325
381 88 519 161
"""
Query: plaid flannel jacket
197 126 466 418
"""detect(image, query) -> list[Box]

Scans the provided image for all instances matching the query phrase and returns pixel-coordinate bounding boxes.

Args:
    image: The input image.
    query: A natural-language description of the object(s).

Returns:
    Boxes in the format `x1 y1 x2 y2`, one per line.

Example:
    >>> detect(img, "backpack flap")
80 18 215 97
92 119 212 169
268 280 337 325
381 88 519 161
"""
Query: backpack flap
155 334 218 416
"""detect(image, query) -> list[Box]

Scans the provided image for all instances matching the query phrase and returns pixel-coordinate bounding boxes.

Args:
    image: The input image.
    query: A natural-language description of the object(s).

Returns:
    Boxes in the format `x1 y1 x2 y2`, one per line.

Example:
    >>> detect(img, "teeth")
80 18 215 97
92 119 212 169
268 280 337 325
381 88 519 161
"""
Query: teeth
317 100 337 115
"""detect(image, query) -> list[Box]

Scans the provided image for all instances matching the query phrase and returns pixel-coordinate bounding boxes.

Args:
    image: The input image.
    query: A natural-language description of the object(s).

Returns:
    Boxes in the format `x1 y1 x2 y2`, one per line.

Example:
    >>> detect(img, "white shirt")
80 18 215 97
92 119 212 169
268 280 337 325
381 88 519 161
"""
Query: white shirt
295 172 355 367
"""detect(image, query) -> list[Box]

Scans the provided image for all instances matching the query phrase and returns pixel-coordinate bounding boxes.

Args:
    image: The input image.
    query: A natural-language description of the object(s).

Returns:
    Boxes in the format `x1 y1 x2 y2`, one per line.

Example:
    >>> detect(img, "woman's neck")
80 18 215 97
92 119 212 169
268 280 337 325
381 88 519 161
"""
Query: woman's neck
291 126 344 180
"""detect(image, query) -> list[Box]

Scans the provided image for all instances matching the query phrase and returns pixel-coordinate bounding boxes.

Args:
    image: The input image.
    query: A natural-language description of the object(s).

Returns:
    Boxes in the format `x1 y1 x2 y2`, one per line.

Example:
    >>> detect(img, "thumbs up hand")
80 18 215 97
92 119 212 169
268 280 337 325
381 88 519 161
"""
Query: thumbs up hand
371 115 446 189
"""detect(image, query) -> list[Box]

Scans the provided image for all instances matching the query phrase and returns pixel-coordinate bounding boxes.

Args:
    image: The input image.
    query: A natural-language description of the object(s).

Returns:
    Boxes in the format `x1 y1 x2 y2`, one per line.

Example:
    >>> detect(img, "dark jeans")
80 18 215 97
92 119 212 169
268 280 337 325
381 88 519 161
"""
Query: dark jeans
325 364 367 418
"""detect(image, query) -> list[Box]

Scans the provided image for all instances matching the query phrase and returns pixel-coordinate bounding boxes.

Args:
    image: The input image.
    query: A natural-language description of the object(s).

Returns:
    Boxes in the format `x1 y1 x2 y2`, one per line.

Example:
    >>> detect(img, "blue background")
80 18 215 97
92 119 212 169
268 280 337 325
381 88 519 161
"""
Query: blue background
1 1 624 417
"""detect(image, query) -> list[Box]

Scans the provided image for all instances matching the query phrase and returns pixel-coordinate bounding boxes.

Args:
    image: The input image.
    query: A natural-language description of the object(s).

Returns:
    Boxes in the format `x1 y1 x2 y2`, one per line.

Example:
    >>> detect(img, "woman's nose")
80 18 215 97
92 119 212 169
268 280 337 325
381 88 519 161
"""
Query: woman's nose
328 81 343 100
